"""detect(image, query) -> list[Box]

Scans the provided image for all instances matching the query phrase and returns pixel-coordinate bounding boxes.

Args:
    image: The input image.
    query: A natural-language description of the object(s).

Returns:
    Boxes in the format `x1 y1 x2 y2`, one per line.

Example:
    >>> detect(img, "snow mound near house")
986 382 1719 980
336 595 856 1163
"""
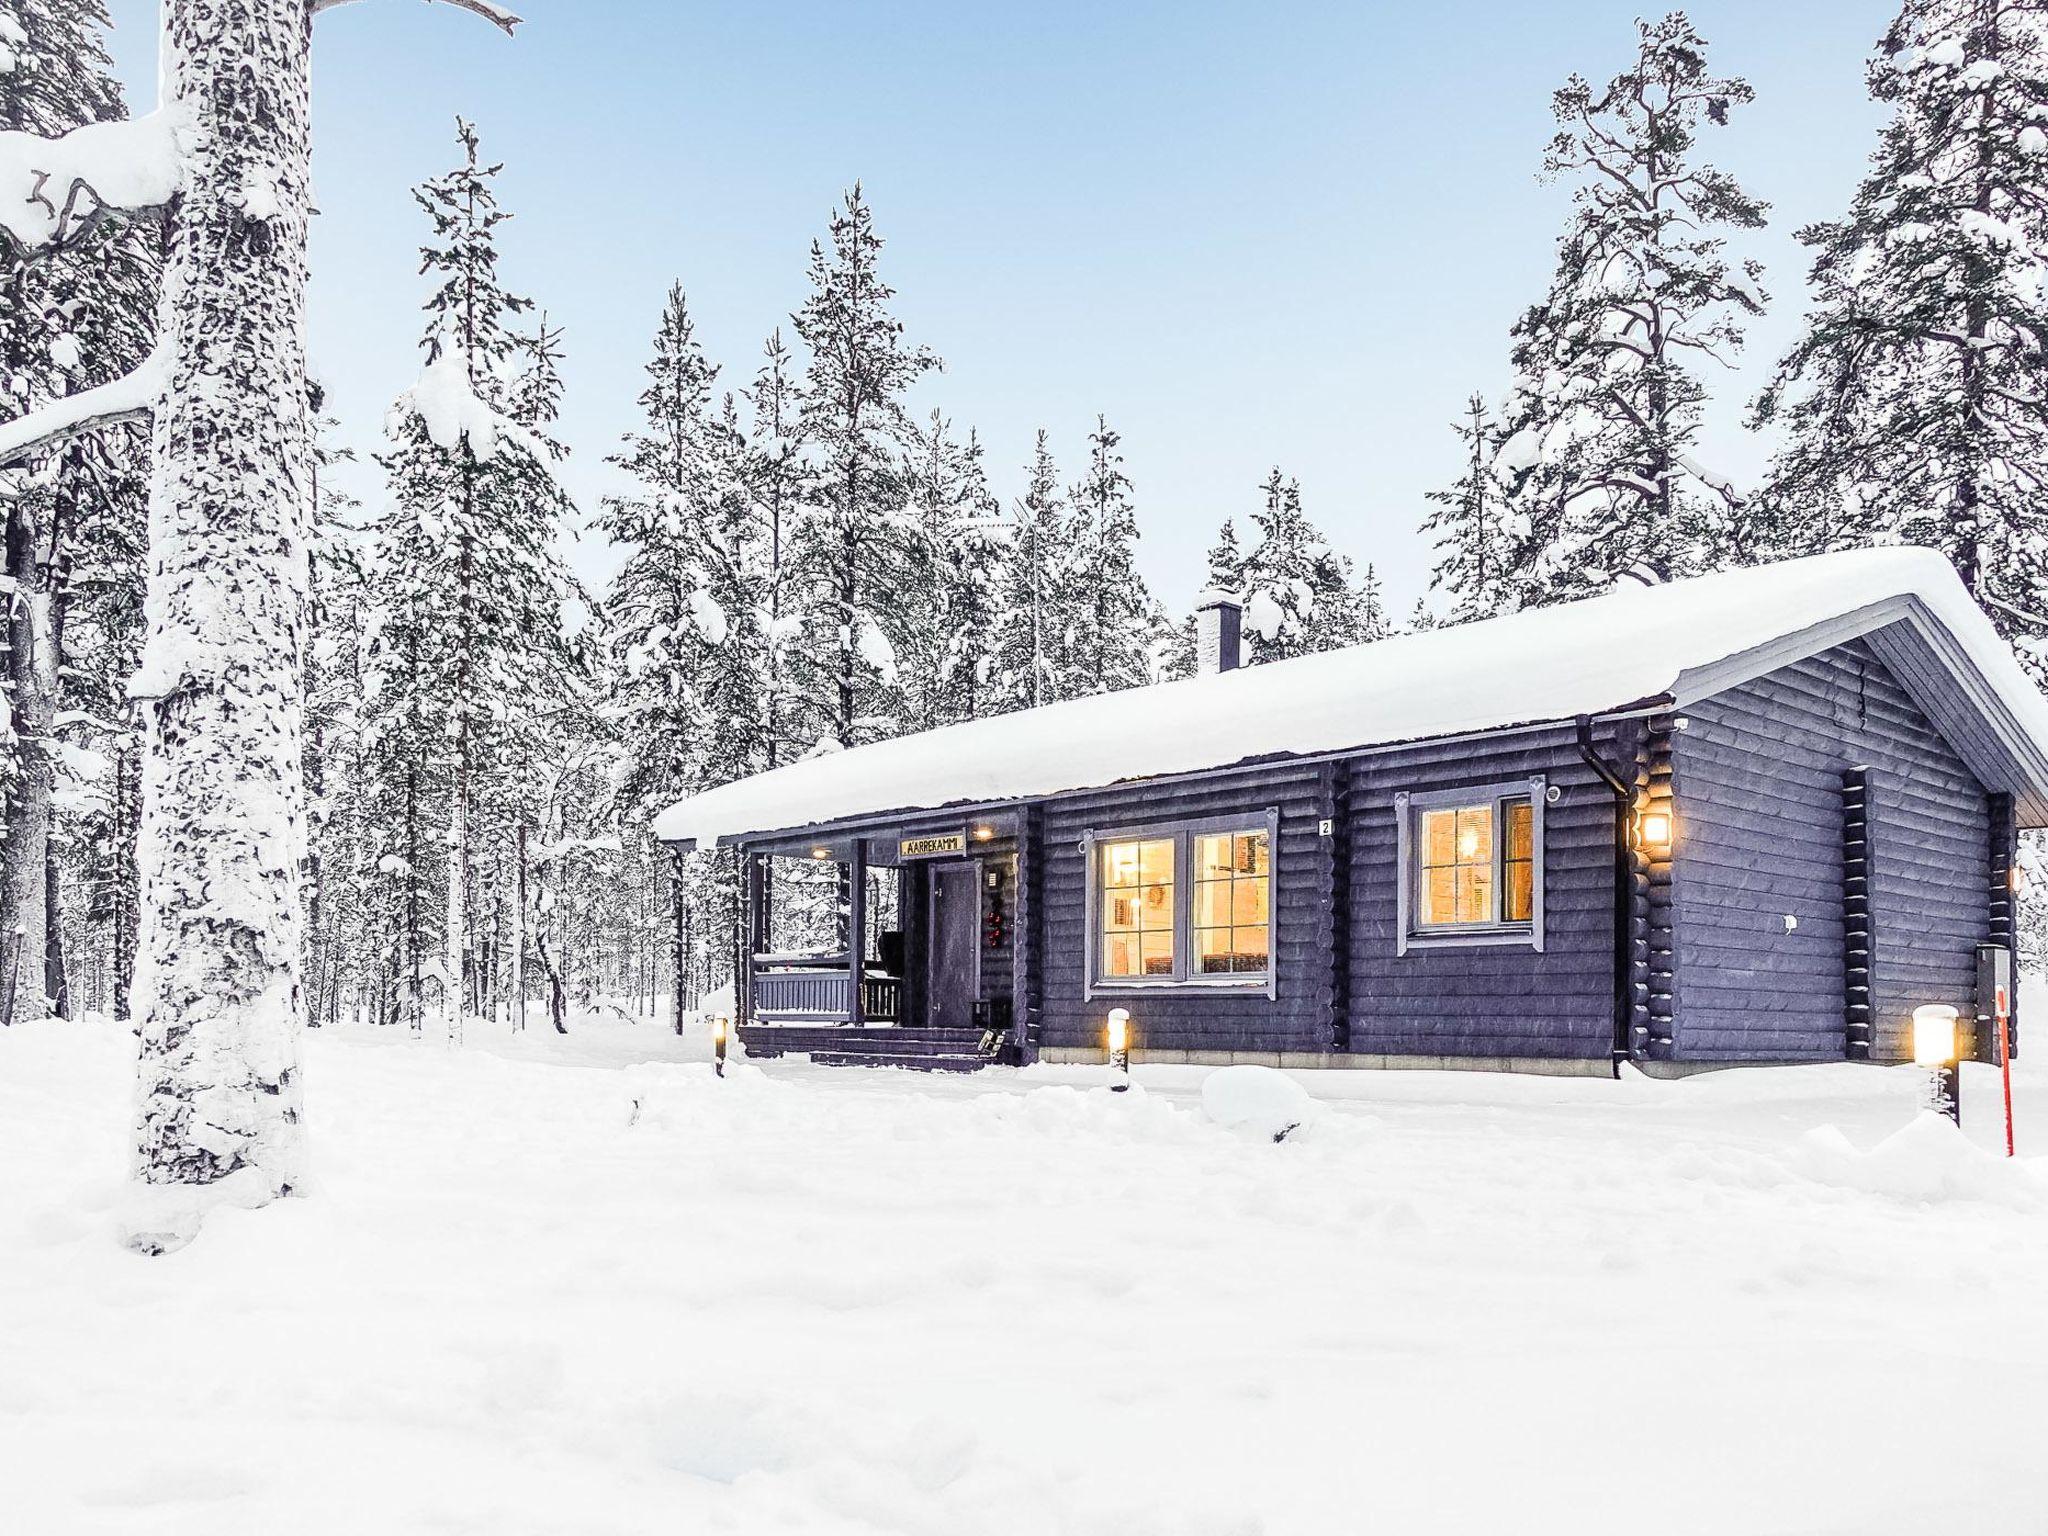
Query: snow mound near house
1200 1065 1317 1142
1789 1114 2048 1210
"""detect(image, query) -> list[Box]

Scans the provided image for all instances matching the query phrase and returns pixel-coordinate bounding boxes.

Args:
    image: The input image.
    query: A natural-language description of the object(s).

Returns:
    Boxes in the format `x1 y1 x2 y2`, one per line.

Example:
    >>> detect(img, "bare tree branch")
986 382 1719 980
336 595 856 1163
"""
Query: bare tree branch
310 0 523 34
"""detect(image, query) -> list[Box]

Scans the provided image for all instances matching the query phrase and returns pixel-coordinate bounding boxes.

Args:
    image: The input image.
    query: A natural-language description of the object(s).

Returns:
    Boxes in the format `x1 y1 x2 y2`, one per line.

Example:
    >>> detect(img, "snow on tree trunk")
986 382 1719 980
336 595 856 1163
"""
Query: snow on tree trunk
444 767 466 1044
125 0 312 1255
511 811 525 1032
0 516 54 1023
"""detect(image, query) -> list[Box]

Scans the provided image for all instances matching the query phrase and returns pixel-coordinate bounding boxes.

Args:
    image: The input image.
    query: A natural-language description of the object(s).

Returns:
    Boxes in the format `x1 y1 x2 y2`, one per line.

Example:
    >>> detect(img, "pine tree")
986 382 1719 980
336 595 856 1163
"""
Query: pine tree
899 409 1005 730
1493 12 1768 607
1237 469 1375 661
1421 394 1510 621
600 283 728 826
990 429 1072 710
1753 0 2048 670
787 185 940 752
602 288 777 1018
747 328 804 768
1065 416 1157 695
370 120 577 1044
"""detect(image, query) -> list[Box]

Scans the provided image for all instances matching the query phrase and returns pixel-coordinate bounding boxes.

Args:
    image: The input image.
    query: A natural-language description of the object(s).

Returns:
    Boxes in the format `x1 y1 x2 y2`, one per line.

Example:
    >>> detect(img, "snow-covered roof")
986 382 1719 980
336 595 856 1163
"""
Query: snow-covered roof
655 548 2048 847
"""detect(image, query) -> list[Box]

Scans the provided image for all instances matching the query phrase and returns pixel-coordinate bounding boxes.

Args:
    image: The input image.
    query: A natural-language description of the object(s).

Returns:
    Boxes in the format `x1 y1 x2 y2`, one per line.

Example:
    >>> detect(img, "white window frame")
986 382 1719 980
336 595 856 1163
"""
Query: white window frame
1395 777 1546 955
1082 808 1280 1000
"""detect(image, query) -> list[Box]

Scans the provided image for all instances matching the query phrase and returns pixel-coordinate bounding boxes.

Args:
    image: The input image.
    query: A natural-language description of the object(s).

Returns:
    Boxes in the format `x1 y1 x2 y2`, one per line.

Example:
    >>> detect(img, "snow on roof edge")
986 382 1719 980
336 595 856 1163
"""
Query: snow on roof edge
655 549 2048 848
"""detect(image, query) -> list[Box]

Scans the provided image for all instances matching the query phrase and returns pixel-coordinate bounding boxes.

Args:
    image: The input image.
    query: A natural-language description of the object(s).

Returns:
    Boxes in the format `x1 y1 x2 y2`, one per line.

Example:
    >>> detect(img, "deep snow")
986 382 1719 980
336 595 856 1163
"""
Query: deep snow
4 1015 2047 1534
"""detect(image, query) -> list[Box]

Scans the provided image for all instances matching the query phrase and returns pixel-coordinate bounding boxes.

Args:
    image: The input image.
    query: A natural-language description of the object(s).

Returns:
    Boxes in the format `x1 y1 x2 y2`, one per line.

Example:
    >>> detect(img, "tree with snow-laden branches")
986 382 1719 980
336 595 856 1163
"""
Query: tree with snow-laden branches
787 184 939 753
599 283 766 1017
1752 0 2048 673
1490 11 1768 608
1062 416 1158 695
989 428 1074 711
898 408 1003 731
1421 393 1511 622
0 0 156 1026
370 119 577 1047
1236 468 1378 662
0 0 521 1252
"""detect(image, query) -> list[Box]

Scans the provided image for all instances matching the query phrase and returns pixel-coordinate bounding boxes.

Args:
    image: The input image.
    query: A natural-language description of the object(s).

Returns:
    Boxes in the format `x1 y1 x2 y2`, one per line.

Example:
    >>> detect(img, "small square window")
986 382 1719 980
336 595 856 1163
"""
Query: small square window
1402 784 1542 949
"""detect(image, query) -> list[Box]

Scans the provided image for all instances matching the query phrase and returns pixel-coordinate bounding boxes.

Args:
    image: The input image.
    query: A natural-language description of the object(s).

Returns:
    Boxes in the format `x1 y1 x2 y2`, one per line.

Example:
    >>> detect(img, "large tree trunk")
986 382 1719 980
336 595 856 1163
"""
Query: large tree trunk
127 0 312 1254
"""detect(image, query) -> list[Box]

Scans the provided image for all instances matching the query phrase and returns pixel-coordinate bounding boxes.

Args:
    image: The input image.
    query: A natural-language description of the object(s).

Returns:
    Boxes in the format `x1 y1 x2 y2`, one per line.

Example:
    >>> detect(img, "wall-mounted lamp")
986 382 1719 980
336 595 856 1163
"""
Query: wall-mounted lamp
1107 1007 1131 1092
1912 1003 1960 1125
1634 806 1674 857
972 824 996 842
712 1015 730 1078
810 846 831 861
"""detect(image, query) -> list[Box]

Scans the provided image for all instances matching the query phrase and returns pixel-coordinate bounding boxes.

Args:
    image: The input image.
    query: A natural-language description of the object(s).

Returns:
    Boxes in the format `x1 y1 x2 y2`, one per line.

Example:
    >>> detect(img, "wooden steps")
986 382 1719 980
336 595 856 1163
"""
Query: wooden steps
739 1022 999 1073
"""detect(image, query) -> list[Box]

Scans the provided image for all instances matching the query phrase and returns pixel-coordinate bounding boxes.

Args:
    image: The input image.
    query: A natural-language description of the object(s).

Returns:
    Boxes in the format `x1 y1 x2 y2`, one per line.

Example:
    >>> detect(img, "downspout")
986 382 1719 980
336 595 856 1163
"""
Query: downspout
1576 714 1635 1079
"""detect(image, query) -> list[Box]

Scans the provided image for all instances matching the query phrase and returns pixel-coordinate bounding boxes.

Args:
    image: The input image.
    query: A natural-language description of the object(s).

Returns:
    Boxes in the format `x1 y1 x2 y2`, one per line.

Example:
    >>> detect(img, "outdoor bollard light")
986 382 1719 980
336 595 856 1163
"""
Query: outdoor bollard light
1107 1007 1131 1092
713 1014 729 1079
1912 1003 1961 1126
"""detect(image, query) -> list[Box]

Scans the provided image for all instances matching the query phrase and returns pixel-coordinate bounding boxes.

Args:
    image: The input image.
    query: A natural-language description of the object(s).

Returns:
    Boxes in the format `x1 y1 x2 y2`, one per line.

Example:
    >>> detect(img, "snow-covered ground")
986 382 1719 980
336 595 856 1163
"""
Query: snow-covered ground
5 1016 2046 1535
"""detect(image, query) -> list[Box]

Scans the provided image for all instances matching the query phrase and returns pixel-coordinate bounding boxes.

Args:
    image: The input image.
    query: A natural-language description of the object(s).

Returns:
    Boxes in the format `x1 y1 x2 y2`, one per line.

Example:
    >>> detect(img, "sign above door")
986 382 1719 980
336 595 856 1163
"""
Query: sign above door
899 831 968 859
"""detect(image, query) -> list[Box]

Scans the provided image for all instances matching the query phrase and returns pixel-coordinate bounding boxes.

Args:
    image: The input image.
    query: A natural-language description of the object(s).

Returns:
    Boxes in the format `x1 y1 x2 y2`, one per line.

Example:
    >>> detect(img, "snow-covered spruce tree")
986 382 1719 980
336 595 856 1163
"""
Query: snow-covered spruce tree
990 429 1075 711
1753 0 2048 665
371 121 577 1046
1492 12 1767 607
787 184 940 752
599 285 765 1016
0 0 520 1250
601 281 733 827
302 406 371 1028
1421 393 1511 623
0 0 156 1023
1064 416 1157 695
899 409 1004 730
1236 468 1378 662
745 327 803 768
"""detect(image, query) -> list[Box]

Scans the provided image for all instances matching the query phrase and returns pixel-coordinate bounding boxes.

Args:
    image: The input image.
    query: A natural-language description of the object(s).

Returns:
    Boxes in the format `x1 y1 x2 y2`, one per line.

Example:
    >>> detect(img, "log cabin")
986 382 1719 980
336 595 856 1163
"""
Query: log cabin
654 548 2048 1075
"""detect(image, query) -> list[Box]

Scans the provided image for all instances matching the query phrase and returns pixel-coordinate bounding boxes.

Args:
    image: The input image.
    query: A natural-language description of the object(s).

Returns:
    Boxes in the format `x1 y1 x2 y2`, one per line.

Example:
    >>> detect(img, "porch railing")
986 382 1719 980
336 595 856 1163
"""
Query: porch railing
751 953 902 1024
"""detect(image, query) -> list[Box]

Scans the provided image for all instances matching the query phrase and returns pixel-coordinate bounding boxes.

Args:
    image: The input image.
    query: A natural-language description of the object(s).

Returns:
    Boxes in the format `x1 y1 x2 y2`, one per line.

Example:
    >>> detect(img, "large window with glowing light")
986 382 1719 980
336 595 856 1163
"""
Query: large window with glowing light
1397 780 1546 952
1091 815 1275 991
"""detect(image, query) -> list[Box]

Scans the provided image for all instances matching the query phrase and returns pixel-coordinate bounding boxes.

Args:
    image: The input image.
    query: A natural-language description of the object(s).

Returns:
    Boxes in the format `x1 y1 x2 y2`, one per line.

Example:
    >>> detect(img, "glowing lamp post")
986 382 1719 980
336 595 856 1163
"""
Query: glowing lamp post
712 1014 730 1079
1912 1003 1960 1126
1107 1007 1131 1092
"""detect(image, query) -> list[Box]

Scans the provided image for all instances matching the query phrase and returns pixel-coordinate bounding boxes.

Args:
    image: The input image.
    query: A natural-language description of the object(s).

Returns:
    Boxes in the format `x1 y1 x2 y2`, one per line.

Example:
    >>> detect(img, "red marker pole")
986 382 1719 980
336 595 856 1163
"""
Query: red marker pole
1997 987 2015 1158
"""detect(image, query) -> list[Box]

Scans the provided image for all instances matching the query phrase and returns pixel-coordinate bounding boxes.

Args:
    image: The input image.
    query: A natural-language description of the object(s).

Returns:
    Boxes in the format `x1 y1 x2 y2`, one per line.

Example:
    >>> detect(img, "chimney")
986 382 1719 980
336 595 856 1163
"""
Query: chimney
1196 593 1243 675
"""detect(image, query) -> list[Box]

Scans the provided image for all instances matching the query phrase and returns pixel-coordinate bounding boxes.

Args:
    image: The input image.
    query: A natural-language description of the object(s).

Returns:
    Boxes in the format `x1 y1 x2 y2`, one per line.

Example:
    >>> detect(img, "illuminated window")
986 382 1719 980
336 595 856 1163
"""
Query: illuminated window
1092 819 1274 989
1100 836 1177 979
1400 782 1544 949
1194 831 1270 975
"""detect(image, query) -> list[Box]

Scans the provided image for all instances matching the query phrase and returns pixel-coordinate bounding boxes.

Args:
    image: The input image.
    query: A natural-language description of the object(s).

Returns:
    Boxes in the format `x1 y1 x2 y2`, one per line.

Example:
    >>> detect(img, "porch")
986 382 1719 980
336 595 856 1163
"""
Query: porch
735 810 1026 1071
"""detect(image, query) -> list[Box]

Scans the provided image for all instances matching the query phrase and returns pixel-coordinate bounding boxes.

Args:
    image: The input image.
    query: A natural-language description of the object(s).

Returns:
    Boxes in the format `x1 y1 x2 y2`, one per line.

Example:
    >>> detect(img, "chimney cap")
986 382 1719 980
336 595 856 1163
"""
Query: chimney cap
1194 587 1242 612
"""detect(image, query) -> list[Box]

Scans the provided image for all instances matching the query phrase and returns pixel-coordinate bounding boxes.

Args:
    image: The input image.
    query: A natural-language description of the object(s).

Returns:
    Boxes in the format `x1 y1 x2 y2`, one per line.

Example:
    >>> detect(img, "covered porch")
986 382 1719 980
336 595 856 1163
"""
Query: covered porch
736 808 1030 1069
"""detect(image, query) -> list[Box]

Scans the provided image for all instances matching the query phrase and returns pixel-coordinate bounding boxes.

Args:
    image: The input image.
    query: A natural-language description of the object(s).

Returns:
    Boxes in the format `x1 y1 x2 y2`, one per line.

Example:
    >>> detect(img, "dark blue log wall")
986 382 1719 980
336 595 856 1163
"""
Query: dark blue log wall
1033 723 1633 1059
1672 635 1989 1062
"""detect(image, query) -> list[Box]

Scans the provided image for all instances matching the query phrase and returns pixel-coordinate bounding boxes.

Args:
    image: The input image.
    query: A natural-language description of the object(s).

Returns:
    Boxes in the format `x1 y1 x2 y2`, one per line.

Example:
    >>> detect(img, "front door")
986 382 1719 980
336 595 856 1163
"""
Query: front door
928 862 981 1028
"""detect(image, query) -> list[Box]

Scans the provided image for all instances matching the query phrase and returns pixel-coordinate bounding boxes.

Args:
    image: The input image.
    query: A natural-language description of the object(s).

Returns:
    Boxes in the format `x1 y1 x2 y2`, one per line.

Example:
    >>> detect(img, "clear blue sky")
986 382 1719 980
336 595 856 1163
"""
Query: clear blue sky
102 0 1890 612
